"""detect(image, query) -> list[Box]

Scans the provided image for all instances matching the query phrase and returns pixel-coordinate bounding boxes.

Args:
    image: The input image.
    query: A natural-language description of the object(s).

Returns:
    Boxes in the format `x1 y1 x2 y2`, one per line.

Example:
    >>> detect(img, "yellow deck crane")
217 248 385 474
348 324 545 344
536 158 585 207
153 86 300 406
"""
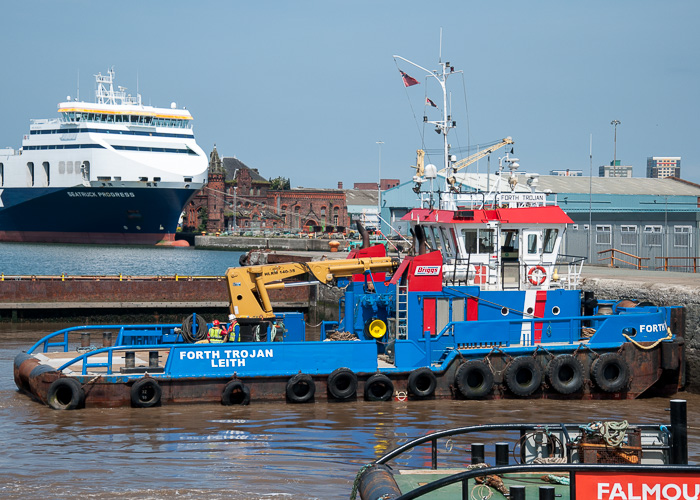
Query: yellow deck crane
225 256 396 320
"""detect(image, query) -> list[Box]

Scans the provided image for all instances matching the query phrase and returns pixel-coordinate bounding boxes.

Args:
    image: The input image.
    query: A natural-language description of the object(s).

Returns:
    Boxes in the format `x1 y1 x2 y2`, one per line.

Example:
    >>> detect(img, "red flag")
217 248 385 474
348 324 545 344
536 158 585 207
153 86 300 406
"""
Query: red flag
400 70 420 87
426 97 438 108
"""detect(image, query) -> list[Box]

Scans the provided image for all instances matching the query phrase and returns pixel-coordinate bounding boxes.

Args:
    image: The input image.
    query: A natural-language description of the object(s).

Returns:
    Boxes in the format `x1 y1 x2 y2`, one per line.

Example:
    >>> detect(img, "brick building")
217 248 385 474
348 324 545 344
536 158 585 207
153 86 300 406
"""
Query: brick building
182 147 351 233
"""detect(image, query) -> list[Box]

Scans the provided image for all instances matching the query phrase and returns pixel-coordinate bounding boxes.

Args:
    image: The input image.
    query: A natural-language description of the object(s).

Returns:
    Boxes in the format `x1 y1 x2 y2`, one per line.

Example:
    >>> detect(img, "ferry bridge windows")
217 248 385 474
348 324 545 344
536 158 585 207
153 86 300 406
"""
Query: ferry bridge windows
620 225 638 247
595 225 612 245
644 225 662 247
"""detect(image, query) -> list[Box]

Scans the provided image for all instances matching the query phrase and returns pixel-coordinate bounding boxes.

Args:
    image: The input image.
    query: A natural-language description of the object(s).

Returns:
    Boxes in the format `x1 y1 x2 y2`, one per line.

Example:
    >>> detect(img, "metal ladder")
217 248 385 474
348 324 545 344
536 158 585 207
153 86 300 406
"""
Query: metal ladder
396 284 408 339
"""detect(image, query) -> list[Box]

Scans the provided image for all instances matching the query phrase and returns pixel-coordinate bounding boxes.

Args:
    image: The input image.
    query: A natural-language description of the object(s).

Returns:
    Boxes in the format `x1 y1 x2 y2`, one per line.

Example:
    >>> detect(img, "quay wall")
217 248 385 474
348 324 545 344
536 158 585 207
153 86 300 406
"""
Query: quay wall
195 235 352 252
581 276 700 391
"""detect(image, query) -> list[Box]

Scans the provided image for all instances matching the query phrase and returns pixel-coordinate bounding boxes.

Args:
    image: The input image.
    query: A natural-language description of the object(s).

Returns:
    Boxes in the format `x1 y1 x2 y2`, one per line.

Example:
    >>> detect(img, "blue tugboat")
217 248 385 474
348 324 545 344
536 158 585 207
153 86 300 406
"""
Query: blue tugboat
13 54 685 410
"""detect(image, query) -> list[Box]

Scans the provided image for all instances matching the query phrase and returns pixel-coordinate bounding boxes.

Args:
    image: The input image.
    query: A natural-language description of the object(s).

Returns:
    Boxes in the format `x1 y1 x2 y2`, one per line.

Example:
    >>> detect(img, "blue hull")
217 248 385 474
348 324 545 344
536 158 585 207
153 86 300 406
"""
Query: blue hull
0 186 197 244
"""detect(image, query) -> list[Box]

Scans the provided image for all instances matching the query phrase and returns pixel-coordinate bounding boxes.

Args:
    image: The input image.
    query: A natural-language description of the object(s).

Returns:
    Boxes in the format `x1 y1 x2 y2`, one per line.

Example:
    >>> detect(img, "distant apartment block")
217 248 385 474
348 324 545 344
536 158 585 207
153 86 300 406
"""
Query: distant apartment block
647 156 681 178
599 160 633 178
550 169 583 176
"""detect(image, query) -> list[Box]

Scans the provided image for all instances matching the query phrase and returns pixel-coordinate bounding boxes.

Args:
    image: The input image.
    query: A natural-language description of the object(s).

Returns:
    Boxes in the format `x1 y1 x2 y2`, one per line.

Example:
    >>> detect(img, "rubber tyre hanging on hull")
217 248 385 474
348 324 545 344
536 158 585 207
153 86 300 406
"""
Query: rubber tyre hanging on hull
546 354 585 394
131 377 162 408
47 378 84 410
364 373 394 401
505 356 543 397
591 353 630 393
221 380 251 406
286 373 315 403
327 367 357 400
455 360 495 399
407 367 437 399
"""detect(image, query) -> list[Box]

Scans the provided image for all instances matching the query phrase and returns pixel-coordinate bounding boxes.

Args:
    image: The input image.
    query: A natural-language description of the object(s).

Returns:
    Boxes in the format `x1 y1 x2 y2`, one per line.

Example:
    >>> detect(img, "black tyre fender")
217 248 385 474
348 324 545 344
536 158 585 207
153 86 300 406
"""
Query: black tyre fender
505 356 543 397
364 373 394 401
546 354 585 394
286 373 315 403
455 360 494 399
47 378 84 410
221 380 251 406
130 377 162 408
407 367 437 398
327 367 357 400
591 353 630 393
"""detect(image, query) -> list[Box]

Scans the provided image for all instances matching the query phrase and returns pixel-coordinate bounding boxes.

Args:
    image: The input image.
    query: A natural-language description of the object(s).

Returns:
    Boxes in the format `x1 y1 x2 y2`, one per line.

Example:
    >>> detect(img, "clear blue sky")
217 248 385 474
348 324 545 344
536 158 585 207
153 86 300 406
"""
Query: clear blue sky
2 1 699 187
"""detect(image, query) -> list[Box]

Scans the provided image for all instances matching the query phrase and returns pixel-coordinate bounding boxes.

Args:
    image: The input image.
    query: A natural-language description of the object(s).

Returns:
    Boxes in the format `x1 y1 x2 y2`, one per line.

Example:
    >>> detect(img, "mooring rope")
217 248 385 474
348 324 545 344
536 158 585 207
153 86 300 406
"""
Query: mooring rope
623 327 673 350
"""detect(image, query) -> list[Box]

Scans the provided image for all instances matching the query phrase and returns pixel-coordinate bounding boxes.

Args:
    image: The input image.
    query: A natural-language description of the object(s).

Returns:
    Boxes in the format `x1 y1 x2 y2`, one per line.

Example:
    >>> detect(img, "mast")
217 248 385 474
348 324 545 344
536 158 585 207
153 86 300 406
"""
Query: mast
392 54 460 203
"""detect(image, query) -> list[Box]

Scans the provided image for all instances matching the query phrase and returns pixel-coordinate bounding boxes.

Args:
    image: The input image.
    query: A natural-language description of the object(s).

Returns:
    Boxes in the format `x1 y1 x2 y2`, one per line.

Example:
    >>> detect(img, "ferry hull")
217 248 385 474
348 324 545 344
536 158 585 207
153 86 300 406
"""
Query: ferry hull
0 186 198 245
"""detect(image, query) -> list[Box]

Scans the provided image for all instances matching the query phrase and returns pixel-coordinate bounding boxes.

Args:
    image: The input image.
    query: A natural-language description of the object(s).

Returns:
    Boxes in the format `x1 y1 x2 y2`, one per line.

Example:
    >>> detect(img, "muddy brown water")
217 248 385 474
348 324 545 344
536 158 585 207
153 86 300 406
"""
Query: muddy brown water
2 324 699 500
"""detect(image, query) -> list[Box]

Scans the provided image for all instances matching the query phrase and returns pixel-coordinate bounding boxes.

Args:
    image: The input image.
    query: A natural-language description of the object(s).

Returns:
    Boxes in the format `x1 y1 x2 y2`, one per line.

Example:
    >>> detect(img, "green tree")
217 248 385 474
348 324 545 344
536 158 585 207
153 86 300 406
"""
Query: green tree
269 176 291 190
197 208 209 232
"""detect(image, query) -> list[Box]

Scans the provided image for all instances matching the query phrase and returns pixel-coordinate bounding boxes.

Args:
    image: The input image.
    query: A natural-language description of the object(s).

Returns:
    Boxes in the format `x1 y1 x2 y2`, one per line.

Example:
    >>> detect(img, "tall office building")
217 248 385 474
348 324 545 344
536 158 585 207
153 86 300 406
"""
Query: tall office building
647 157 681 178
599 160 633 177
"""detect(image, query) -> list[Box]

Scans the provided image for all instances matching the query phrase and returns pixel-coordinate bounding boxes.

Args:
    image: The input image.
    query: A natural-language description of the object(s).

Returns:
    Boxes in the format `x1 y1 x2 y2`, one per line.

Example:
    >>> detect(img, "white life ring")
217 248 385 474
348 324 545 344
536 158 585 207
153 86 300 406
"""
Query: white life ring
528 265 547 286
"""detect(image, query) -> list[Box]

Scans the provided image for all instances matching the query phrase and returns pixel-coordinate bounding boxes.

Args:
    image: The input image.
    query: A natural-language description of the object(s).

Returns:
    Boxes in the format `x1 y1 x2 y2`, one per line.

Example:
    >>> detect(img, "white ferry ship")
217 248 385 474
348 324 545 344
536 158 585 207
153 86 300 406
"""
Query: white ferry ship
0 69 208 245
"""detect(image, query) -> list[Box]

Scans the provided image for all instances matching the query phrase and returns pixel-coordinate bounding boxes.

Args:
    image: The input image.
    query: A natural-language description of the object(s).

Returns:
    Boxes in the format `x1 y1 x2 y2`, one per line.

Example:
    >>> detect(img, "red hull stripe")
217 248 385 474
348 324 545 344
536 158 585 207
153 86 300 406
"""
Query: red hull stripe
533 290 548 343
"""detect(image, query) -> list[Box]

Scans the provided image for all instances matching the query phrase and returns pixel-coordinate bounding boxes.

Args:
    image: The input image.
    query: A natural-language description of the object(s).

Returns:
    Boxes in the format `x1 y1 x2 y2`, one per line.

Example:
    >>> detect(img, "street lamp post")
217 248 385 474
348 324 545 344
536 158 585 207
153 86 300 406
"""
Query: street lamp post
376 140 384 232
611 119 621 168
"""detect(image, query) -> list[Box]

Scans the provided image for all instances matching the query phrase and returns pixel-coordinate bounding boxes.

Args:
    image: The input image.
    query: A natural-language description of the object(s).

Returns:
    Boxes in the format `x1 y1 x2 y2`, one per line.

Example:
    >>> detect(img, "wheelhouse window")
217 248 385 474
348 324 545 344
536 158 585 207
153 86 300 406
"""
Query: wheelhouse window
500 229 519 254
543 228 558 254
439 226 456 258
461 228 494 254
527 233 539 254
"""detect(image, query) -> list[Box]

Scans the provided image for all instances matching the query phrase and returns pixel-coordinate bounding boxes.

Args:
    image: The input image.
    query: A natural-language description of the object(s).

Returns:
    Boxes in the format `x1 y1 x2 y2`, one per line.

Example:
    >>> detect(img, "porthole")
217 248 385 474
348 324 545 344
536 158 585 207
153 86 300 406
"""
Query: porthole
526 307 534 315
552 306 561 316
622 327 637 337
501 307 509 316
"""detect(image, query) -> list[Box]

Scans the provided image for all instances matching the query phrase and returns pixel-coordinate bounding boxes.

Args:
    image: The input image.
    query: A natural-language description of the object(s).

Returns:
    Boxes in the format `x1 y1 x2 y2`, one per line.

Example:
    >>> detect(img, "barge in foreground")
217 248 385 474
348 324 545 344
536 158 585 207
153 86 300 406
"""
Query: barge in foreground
353 399 699 500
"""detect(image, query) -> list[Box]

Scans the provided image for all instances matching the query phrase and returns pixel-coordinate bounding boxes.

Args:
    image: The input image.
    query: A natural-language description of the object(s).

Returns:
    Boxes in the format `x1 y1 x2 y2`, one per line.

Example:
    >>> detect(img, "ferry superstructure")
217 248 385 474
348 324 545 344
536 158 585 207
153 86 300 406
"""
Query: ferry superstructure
0 69 208 244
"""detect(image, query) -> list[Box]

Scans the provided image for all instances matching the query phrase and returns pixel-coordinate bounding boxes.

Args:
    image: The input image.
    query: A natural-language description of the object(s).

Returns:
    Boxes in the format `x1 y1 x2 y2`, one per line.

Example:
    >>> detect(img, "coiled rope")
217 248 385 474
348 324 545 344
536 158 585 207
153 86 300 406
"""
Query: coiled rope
580 420 629 447
180 314 208 343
